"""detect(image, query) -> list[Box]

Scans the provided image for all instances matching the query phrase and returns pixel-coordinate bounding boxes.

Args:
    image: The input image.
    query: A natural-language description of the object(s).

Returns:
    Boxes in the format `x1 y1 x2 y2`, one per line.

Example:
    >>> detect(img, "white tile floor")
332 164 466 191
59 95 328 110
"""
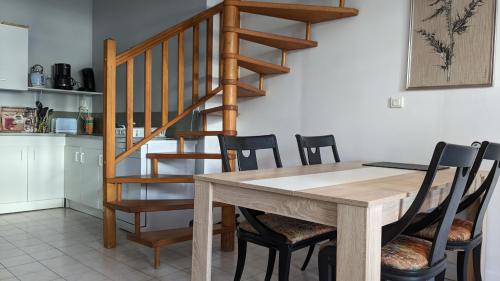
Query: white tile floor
0 209 320 281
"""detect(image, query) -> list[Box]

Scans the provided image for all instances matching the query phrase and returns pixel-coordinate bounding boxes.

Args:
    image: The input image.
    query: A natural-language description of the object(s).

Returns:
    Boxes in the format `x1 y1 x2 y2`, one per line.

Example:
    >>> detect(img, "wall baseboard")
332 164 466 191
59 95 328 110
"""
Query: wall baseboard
0 199 64 214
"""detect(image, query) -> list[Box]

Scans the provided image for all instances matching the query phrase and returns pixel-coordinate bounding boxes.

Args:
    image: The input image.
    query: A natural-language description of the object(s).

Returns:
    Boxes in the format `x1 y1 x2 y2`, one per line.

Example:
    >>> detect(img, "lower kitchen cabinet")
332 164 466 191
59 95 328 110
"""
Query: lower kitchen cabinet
0 136 65 213
0 146 28 204
28 145 65 201
64 137 103 211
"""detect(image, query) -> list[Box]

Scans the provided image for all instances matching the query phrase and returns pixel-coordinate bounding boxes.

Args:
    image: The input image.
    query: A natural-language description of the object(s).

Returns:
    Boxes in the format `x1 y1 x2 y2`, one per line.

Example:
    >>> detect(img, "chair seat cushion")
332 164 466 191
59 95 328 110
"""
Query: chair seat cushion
239 214 336 243
414 218 473 242
381 235 432 271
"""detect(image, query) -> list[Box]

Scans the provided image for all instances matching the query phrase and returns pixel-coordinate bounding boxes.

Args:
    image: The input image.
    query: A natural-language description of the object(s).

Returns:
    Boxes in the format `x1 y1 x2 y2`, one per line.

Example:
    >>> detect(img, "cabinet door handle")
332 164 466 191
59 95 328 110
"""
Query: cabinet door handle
98 154 103 167
80 152 85 164
75 152 80 162
20 151 23 161
0 78 6 81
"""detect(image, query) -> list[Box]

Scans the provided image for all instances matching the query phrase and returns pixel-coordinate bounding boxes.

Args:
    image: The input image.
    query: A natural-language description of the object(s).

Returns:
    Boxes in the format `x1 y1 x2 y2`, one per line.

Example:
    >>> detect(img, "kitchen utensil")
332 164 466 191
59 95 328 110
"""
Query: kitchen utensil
29 64 45 87
53 63 73 90
55 118 77 134
79 68 96 92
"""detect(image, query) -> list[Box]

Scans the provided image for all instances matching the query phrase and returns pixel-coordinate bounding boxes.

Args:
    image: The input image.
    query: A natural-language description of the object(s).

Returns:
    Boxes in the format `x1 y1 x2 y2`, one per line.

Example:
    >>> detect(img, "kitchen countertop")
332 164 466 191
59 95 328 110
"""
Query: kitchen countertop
0 133 102 138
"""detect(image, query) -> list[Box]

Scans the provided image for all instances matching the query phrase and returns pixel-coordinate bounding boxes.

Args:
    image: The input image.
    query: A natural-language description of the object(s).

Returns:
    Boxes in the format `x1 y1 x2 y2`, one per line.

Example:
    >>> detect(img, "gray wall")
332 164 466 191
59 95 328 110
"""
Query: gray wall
0 0 93 112
92 0 209 115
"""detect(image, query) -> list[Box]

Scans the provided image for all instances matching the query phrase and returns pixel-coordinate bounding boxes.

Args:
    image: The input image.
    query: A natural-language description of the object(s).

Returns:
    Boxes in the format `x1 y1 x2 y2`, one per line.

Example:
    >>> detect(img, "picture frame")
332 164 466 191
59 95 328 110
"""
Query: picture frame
407 0 496 89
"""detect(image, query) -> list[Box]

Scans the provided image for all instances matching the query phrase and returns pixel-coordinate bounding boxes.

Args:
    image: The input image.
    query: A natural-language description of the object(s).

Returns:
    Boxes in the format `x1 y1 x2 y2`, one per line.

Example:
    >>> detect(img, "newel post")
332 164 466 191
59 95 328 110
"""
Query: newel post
103 38 117 249
220 0 239 252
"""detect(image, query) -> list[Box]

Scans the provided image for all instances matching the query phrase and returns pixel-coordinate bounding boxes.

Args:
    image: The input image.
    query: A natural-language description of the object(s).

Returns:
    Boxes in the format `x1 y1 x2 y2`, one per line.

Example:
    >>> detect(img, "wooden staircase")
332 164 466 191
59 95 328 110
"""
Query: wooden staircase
103 0 358 269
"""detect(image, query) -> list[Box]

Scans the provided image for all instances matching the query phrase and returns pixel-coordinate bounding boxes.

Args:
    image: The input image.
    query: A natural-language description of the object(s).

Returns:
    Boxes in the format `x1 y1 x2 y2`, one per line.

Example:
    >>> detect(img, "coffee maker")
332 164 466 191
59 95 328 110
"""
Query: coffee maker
78 68 96 92
53 63 73 90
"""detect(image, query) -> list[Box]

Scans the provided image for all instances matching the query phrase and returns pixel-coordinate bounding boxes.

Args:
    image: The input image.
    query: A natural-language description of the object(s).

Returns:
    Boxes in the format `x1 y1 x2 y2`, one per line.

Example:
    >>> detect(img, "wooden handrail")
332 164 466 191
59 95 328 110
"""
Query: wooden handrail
115 3 223 65
115 89 220 164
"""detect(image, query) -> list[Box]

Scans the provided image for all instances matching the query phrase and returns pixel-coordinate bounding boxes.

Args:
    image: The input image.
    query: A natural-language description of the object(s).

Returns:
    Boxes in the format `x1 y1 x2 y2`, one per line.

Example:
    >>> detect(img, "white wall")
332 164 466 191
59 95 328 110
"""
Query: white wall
0 0 93 112
205 0 500 278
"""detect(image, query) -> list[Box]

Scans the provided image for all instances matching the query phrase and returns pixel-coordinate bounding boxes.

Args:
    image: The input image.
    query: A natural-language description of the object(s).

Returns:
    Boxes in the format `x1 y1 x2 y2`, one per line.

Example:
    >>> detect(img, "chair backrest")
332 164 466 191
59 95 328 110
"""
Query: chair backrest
218 134 288 243
218 134 283 172
457 141 500 238
382 142 477 266
295 134 340 165
406 141 500 240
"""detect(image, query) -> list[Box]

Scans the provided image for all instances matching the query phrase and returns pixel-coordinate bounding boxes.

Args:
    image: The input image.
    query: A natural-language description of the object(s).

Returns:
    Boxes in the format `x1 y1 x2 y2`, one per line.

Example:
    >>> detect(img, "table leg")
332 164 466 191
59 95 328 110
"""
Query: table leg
192 181 213 281
337 204 382 281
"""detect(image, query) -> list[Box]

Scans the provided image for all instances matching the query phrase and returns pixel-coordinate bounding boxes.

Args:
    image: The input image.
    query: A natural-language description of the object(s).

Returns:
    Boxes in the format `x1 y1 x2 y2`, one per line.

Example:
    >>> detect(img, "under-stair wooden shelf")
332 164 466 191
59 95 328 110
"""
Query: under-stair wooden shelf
230 27 318 50
104 199 228 213
237 55 290 75
106 174 194 184
128 224 230 248
227 1 359 23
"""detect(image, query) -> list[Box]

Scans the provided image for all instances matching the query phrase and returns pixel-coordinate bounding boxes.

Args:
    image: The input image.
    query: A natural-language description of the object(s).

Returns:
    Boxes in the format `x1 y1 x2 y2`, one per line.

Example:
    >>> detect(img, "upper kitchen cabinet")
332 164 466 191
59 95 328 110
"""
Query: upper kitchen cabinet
0 23 28 91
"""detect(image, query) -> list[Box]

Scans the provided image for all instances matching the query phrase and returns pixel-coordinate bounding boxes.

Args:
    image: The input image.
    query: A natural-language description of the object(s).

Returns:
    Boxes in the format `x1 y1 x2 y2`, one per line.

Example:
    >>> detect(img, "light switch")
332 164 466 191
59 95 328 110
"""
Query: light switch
389 96 405 108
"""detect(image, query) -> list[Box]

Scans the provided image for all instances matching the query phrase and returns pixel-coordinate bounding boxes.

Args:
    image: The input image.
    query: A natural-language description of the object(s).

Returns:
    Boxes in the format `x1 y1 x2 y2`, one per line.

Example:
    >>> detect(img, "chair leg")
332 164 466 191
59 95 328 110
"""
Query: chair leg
301 245 315 271
278 249 292 281
473 243 483 281
234 239 247 281
457 250 470 281
264 248 276 281
318 246 336 281
154 247 160 269
435 270 446 281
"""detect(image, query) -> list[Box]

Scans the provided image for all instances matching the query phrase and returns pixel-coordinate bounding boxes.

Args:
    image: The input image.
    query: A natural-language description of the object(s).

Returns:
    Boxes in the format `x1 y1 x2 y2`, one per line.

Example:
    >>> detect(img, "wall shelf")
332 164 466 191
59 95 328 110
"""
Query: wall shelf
28 87 102 96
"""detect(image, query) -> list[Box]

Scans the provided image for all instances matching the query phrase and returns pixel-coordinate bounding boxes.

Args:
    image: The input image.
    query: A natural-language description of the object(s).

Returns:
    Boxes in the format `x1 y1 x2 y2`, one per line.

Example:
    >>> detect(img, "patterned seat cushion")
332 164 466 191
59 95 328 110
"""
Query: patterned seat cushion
239 214 336 243
381 235 432 271
414 218 473 242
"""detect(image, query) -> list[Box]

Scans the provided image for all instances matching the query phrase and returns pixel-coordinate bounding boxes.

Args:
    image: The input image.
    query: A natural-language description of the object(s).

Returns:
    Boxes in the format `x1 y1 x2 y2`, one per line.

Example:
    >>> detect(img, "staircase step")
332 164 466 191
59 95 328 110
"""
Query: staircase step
128 224 230 248
104 199 228 213
147 152 225 160
229 27 317 50
106 174 194 184
237 55 289 75
238 82 266 97
228 1 358 23
200 105 239 116
174 130 237 138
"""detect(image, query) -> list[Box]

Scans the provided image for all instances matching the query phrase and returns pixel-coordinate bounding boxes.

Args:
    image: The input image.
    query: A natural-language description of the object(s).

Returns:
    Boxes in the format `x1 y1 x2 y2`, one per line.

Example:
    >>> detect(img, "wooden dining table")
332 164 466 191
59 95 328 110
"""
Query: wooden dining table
190 161 484 281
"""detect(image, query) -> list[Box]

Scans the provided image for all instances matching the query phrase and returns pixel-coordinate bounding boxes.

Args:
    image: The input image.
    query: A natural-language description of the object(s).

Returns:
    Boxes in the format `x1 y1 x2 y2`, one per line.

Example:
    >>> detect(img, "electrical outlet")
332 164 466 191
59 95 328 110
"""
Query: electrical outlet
389 96 405 108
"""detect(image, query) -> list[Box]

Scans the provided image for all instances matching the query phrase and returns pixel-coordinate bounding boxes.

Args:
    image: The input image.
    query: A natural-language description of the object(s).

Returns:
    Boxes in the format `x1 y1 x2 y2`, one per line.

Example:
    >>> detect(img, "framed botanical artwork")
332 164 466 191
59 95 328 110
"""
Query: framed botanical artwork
407 0 496 89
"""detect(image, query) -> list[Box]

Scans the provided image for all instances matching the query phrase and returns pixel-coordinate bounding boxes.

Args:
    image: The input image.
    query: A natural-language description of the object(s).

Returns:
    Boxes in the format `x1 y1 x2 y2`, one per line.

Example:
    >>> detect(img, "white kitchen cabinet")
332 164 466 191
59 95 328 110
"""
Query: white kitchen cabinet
64 146 82 202
64 137 103 211
80 148 103 209
0 146 28 203
28 145 64 201
0 23 29 91
0 136 65 214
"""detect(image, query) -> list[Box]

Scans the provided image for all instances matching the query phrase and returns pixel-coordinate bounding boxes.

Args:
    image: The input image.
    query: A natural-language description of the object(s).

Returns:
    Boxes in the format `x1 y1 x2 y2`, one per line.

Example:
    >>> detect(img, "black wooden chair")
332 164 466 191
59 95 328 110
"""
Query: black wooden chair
318 142 478 281
295 134 340 165
218 134 338 281
407 141 500 281
294 134 341 270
